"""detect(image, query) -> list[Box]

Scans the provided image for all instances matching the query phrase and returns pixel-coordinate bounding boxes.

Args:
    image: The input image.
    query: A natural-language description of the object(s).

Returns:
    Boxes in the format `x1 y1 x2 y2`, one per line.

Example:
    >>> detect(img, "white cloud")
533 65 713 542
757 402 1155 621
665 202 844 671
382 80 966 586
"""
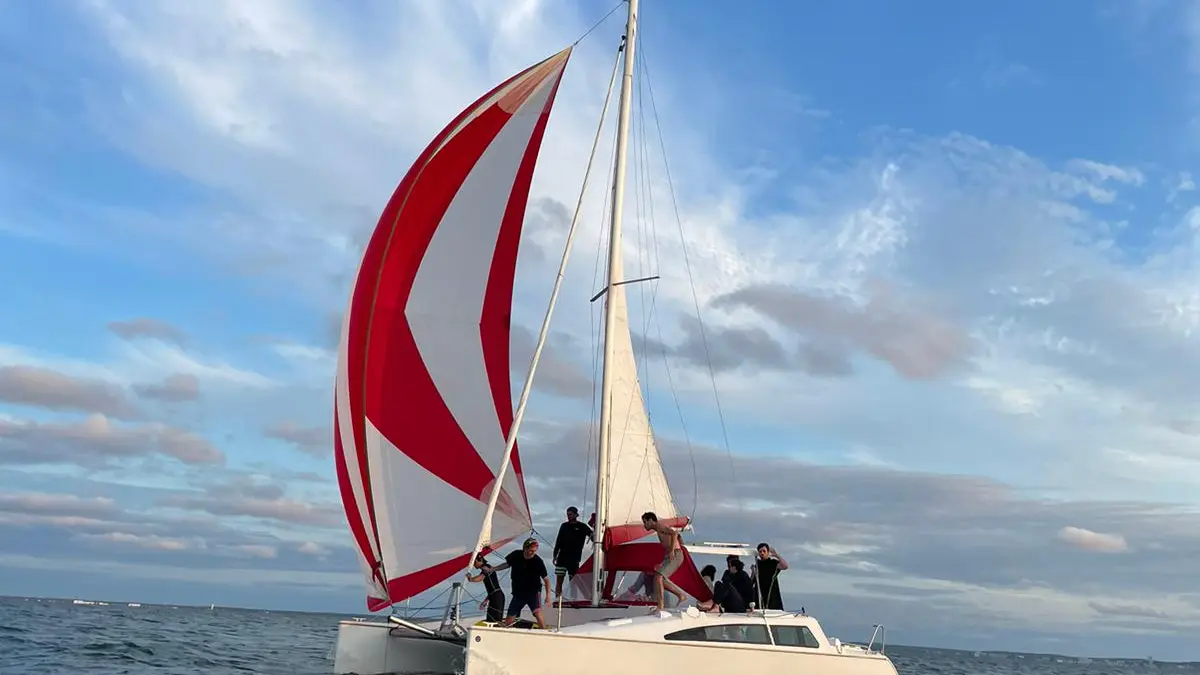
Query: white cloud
76 531 204 552
0 340 273 391
52 0 1200 500
1057 526 1129 554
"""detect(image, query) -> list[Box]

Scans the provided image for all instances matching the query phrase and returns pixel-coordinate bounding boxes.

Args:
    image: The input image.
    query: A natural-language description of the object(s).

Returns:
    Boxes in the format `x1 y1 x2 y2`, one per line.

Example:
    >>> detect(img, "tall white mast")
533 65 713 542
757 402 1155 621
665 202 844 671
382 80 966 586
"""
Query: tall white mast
592 0 639 608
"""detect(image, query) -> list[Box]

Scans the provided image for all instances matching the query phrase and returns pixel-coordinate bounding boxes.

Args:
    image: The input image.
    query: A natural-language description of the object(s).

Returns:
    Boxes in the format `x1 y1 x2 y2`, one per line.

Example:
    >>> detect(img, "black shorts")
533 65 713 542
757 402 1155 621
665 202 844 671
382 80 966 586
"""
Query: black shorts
555 558 580 577
507 589 542 617
485 591 505 622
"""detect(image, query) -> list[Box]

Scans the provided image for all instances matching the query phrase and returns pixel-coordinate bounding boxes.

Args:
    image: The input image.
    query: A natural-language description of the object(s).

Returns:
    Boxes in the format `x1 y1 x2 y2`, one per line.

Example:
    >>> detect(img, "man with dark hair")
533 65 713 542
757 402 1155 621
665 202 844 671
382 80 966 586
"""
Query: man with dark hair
751 542 788 610
552 505 592 600
724 555 753 606
483 538 551 628
641 511 686 611
465 553 504 622
698 564 747 614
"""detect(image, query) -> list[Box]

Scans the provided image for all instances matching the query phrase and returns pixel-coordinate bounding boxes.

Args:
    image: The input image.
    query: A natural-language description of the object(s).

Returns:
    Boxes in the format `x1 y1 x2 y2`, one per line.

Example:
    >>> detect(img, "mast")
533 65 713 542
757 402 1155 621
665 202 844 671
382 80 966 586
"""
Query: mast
592 0 639 607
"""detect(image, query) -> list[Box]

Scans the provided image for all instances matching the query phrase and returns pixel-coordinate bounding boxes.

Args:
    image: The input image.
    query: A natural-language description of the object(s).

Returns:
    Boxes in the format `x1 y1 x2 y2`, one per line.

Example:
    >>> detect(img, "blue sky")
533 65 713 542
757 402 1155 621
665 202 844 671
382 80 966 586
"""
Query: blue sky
4 0 1200 660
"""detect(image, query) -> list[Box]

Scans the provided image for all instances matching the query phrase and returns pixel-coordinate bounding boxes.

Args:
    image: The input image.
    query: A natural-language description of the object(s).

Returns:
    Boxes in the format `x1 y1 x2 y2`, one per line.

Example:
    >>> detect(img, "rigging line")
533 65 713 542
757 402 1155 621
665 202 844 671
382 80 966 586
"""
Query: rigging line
625 43 677 520
633 35 655 414
584 44 623 508
602 30 653 521
405 584 454 615
640 45 742 513
628 35 696 514
634 50 699 523
573 0 625 47
585 134 617 504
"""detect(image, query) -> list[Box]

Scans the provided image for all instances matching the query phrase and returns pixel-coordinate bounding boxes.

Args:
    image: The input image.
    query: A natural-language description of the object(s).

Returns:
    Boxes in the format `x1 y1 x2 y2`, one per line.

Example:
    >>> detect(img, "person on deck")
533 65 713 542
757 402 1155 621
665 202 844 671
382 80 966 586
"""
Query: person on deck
750 542 789 610
697 564 747 614
465 553 505 622
641 511 686 612
482 538 551 628
724 555 753 606
615 570 657 603
552 506 593 600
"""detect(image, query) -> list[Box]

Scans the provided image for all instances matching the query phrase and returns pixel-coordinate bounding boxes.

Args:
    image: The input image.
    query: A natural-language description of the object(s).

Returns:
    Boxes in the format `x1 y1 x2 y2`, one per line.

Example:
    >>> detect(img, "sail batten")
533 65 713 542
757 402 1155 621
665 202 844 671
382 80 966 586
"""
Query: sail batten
334 48 573 611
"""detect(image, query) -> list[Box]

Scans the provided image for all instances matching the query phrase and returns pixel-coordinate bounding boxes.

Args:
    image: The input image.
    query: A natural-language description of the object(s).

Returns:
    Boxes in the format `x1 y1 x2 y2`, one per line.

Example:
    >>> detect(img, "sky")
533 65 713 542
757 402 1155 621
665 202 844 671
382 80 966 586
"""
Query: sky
3 0 1200 661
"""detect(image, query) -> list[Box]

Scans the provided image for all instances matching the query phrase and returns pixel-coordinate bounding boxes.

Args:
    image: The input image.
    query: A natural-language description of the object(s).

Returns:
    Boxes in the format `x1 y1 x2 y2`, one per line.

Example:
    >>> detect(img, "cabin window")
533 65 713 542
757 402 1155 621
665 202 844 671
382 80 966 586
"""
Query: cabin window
664 624 771 645
771 625 820 648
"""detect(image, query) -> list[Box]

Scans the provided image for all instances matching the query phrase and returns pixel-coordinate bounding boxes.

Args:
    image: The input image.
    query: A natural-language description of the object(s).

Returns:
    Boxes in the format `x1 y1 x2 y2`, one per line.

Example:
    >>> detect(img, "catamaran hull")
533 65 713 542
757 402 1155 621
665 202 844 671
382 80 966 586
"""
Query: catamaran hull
333 620 464 675
464 627 901 675
332 606 645 675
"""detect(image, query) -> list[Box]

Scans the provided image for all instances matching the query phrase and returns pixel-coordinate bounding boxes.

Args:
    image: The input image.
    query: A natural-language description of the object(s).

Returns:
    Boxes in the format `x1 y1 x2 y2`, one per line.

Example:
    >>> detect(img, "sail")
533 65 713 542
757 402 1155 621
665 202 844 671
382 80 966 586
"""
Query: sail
600 239 686 548
334 47 573 611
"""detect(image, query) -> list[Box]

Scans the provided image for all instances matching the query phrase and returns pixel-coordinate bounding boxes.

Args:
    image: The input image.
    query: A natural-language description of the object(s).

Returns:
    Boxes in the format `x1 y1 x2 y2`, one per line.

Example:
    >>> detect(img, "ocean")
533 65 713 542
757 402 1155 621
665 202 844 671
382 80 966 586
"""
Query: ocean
0 596 1193 675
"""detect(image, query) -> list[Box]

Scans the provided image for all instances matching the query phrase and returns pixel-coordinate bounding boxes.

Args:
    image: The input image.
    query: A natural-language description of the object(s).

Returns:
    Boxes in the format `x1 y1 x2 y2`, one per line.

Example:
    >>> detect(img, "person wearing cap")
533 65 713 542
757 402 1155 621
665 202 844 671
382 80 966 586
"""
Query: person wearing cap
465 552 505 622
483 537 551 628
552 505 593 600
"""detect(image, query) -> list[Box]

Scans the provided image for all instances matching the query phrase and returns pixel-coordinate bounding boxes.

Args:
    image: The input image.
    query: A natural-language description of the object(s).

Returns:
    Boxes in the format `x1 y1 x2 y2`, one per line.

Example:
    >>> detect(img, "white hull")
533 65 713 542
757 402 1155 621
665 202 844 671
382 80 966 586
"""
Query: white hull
464 610 900 675
332 605 649 675
333 620 464 675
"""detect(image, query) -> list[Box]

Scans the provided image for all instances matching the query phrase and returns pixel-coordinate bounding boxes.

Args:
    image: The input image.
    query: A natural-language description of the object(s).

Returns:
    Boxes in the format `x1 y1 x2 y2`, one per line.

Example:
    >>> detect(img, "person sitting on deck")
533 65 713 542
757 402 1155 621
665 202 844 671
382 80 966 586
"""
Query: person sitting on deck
614 570 658 604
482 538 551 628
723 555 753 606
750 542 789 610
552 505 593 600
641 511 686 612
697 564 747 614
465 553 505 622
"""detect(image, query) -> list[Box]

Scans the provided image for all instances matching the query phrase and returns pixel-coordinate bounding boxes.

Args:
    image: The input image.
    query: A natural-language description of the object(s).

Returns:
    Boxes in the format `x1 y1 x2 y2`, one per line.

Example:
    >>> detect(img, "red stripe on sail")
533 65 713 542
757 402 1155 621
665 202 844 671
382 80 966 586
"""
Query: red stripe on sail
340 49 571 609
603 516 690 549
333 408 380 581
366 533 521 611
479 65 569 522
569 543 712 604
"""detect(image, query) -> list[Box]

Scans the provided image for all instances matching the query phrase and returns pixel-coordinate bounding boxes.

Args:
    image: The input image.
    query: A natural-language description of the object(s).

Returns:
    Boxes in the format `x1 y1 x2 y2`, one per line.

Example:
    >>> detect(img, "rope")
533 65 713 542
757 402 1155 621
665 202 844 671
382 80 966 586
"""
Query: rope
640 44 742 514
573 1 625 46
584 48 623 510
632 47 700 525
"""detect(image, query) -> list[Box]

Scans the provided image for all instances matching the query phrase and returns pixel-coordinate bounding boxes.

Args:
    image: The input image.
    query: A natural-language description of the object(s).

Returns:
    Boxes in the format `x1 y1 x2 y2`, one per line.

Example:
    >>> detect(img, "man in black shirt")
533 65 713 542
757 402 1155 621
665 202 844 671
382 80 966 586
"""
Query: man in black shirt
723 555 753 606
552 505 592 600
465 553 505 622
484 537 551 628
751 542 788 610
698 564 747 614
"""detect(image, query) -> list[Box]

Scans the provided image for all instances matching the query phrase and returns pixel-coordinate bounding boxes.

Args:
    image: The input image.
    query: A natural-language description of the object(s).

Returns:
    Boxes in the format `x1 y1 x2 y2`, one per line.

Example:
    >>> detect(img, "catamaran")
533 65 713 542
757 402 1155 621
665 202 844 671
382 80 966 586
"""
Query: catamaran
330 1 897 674
327 8 710 675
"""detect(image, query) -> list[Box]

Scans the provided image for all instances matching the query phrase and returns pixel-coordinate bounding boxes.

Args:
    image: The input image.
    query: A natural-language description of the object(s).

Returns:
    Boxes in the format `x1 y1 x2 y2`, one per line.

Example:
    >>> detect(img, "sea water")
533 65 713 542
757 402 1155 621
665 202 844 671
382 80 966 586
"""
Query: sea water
0 596 1192 675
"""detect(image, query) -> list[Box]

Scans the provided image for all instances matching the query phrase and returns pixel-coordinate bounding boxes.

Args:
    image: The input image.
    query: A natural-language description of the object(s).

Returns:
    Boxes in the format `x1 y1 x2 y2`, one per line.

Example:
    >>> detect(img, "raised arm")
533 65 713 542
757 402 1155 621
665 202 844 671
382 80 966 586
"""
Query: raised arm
771 547 789 570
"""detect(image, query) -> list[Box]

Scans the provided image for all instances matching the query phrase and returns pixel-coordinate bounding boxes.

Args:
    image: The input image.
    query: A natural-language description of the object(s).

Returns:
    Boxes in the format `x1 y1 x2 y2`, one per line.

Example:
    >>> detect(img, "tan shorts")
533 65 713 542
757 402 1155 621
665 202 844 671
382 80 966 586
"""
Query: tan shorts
655 549 683 577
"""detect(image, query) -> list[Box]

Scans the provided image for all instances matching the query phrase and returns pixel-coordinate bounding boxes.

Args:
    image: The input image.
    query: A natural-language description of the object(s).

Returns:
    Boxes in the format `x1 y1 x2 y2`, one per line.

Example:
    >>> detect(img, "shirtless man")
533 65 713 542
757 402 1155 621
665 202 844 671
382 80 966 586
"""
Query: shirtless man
641 511 686 611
